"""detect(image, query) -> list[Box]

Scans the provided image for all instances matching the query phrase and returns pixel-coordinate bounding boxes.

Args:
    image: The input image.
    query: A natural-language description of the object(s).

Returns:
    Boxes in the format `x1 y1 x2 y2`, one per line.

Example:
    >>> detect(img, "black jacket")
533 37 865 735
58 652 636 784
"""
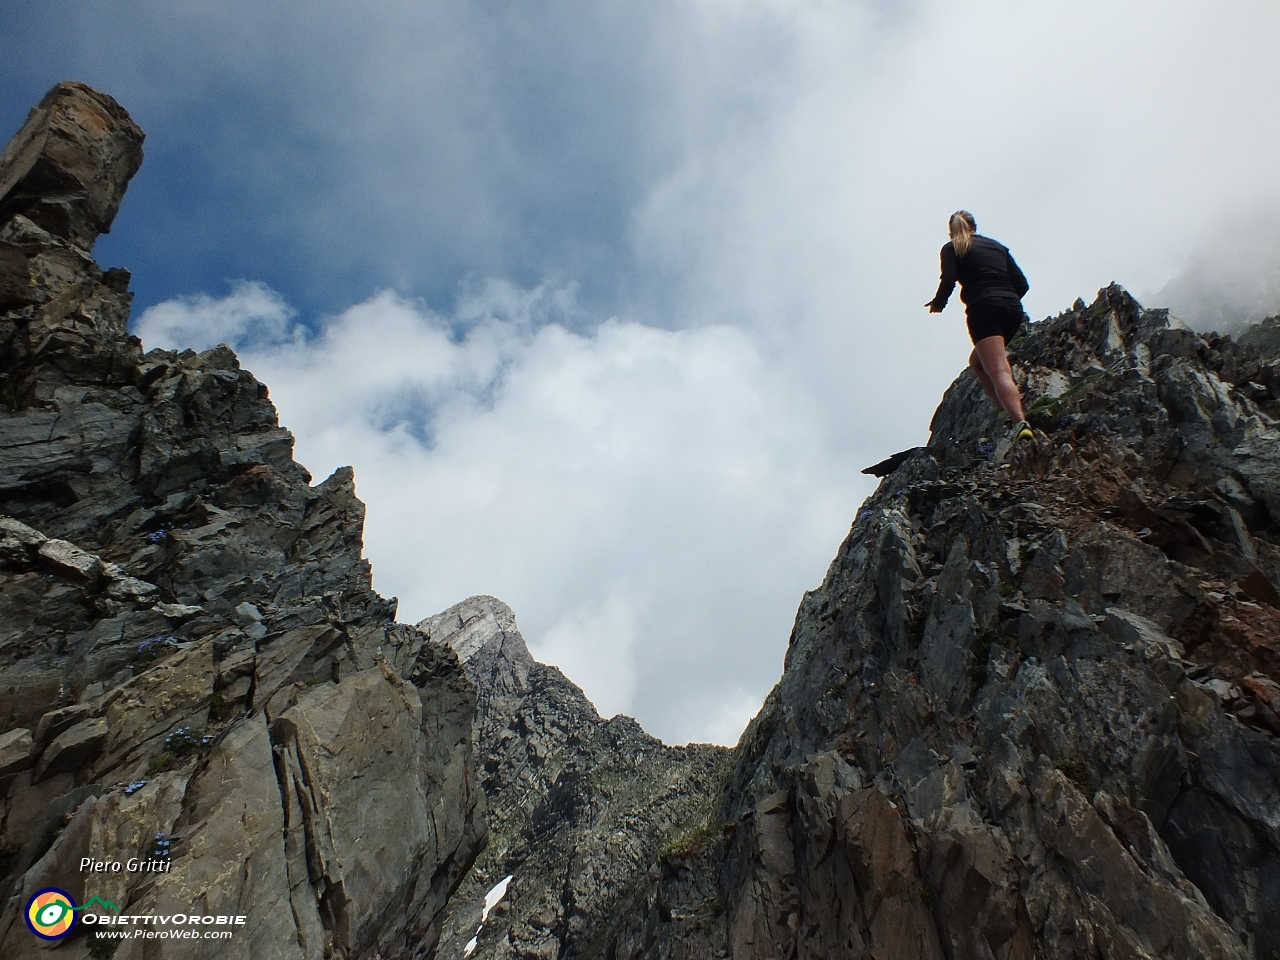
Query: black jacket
929 235 1029 311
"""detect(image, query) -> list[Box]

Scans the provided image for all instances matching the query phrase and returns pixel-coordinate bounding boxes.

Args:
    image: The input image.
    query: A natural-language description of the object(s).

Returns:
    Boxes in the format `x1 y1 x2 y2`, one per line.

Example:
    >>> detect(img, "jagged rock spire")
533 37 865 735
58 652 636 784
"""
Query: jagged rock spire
0 81 144 251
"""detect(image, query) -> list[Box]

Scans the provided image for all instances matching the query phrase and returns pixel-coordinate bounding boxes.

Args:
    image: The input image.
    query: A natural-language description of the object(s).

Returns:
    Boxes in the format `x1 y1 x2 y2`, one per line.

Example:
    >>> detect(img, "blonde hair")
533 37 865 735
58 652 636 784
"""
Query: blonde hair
949 210 977 258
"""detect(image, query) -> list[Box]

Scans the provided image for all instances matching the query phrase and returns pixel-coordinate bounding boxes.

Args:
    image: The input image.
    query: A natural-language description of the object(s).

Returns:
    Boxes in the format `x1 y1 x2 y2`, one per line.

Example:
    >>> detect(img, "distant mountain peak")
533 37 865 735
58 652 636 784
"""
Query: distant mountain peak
419 594 532 667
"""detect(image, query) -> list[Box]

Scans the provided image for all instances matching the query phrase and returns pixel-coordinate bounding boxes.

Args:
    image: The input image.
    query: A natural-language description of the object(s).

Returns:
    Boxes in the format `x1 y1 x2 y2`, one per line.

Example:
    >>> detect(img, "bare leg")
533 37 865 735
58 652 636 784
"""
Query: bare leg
968 349 998 404
973 335 1025 421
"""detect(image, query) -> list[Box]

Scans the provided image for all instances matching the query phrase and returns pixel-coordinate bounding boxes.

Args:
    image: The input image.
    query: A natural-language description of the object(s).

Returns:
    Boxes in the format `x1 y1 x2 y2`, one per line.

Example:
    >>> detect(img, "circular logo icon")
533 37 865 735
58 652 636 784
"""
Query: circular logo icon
25 888 78 940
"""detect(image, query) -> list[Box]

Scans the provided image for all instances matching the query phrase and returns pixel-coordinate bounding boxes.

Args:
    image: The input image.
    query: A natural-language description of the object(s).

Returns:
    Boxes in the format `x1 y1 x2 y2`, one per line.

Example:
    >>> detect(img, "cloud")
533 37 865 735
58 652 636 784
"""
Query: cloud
142 282 860 743
538 587 639 721
1145 202 1280 335
133 281 295 353
699 689 769 750
629 0 1280 330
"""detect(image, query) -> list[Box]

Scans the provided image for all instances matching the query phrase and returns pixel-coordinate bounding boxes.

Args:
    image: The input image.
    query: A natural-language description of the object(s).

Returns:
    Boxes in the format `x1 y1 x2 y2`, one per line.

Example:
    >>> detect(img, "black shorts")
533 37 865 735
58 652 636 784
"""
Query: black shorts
965 298 1025 345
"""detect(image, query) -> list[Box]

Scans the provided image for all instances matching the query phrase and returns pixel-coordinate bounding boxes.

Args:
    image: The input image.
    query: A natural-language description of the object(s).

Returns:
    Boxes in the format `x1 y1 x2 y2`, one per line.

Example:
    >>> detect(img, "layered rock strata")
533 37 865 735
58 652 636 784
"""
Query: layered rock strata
0 82 484 960
606 287 1280 959
423 596 730 960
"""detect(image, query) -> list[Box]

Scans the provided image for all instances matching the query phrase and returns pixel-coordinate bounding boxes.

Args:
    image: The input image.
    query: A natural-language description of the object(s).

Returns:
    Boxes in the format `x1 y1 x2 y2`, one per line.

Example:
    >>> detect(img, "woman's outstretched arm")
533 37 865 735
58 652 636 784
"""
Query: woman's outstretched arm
927 243 958 312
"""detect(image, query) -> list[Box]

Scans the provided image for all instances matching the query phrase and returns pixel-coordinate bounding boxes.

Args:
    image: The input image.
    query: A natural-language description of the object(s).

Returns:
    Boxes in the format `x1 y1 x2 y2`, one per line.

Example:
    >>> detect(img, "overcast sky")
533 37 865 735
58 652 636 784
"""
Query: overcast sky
5 0 1278 744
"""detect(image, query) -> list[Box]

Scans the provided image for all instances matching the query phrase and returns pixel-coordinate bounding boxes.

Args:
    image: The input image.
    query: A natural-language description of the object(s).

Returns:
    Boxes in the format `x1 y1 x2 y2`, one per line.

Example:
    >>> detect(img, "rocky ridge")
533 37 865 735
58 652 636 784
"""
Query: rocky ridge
422 597 729 960
600 287 1280 959
0 83 484 960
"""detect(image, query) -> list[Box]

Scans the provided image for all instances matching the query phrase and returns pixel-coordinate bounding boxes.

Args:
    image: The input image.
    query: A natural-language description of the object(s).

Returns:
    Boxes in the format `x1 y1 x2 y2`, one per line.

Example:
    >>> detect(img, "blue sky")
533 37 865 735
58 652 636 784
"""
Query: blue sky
3 1 704 319
5 0 1279 744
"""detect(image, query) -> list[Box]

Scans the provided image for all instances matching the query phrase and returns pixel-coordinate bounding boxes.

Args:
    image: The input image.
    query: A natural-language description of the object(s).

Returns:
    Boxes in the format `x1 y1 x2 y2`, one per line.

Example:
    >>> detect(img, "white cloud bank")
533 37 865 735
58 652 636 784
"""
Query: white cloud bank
1147 208 1280 335
134 284 859 743
134 281 295 352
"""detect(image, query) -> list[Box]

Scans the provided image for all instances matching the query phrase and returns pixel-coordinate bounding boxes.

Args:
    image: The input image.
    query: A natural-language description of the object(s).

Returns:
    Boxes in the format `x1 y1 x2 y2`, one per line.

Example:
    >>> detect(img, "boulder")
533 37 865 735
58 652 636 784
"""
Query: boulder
0 727 33 785
34 716 108 781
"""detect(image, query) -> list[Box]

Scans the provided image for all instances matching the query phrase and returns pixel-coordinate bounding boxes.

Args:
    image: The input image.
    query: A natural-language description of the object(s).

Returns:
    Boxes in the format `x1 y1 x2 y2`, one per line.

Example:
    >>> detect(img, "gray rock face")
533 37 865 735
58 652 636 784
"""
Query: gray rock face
603 287 1280 959
0 83 484 960
421 596 731 960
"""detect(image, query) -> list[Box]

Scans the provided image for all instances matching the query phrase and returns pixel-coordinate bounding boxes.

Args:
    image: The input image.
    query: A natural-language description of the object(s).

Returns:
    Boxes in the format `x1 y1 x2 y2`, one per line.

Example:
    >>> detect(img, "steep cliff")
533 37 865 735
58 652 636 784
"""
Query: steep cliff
0 82 484 960
422 597 730 960
606 288 1280 959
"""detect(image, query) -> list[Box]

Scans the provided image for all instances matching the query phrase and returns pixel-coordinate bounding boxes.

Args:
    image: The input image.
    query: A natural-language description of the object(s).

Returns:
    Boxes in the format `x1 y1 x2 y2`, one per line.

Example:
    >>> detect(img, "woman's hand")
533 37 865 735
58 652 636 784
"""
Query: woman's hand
925 301 942 313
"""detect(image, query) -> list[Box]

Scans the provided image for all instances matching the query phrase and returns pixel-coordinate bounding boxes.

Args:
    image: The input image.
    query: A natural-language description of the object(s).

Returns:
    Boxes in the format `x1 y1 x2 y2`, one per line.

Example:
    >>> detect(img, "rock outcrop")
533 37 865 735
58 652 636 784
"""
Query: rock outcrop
602 288 1280 959
422 597 730 960
0 82 484 960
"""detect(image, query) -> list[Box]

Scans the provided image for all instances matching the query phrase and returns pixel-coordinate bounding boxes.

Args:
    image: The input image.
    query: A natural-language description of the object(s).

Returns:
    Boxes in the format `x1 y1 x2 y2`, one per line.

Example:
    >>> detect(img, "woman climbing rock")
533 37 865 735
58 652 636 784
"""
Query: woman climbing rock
926 210 1034 442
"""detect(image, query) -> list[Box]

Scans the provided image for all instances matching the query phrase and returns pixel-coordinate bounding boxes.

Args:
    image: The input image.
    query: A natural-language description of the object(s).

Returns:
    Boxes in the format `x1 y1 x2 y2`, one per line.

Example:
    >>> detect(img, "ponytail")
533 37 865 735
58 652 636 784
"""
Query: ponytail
949 210 977 258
